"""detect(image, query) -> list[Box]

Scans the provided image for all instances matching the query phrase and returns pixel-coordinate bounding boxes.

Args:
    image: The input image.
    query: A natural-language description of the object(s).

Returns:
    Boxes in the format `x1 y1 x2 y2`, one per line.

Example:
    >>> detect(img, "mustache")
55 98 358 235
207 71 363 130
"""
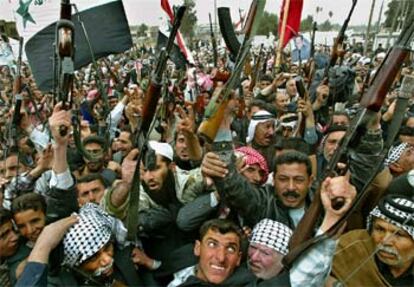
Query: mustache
93 259 113 277
377 245 400 258
282 190 300 199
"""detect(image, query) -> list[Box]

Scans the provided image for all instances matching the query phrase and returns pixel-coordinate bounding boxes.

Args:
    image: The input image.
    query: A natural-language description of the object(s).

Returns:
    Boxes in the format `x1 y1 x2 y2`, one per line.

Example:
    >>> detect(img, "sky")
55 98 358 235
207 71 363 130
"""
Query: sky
0 0 388 28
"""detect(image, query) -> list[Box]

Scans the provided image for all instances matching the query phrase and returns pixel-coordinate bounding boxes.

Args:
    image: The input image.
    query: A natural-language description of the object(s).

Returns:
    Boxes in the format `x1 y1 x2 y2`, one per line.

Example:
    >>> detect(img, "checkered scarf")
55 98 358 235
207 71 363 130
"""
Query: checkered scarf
62 203 114 267
367 195 414 240
384 142 410 166
235 146 269 185
250 219 293 255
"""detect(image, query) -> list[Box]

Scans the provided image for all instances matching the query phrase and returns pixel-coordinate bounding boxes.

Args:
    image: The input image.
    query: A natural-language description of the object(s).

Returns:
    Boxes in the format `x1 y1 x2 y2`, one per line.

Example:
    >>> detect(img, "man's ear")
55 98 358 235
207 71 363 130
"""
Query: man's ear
236 251 242 266
194 240 201 257
169 161 176 172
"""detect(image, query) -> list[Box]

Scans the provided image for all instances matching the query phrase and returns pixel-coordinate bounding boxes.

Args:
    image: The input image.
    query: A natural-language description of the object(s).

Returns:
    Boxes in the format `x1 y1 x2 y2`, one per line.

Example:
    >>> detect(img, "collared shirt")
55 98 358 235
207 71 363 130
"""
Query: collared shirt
168 265 196 287
49 168 74 190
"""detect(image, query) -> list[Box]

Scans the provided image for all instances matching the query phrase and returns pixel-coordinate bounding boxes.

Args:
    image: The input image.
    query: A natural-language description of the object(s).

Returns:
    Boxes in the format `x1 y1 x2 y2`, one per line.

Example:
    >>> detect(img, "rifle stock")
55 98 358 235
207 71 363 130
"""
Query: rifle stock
284 13 414 268
197 0 265 143
127 6 187 241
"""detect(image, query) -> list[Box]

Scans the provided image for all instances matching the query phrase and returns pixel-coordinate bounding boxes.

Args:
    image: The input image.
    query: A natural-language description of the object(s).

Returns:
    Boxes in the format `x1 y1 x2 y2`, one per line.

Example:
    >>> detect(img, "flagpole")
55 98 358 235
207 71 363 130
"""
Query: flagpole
275 0 291 72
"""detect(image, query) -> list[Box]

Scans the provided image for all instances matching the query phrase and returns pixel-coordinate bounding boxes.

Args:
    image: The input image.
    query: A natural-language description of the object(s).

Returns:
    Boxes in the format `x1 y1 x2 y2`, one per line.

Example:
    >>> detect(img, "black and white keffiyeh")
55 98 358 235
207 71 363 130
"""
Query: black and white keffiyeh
367 195 414 240
384 142 410 166
250 219 293 255
62 203 114 267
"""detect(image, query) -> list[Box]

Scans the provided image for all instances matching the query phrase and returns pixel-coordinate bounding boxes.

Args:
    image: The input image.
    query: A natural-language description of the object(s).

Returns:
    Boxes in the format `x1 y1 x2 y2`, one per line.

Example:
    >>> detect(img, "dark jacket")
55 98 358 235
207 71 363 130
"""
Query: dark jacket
214 164 293 229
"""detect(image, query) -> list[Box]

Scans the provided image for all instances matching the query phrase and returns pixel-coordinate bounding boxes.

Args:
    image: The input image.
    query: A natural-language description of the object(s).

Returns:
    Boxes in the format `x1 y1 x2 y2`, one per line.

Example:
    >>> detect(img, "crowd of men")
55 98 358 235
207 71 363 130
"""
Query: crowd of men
0 18 413 287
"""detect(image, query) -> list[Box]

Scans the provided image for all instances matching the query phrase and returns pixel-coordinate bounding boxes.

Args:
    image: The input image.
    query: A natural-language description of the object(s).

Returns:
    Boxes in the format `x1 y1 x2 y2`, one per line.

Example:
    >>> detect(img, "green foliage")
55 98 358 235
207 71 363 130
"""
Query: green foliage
180 0 198 39
319 19 333 31
256 11 278 36
300 15 314 32
384 0 414 30
137 24 148 38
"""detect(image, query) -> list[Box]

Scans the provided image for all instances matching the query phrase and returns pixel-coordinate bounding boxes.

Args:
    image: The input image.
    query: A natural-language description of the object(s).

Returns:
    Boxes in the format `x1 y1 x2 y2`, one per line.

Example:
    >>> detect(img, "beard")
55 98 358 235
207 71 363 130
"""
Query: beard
142 170 178 208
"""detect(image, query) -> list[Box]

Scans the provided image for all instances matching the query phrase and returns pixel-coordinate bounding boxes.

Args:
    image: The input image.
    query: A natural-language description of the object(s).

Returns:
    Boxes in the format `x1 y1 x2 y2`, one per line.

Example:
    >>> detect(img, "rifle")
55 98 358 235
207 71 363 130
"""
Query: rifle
209 13 218 67
8 37 24 150
198 0 266 143
55 0 75 137
322 0 357 82
283 12 414 268
126 6 187 241
248 43 264 92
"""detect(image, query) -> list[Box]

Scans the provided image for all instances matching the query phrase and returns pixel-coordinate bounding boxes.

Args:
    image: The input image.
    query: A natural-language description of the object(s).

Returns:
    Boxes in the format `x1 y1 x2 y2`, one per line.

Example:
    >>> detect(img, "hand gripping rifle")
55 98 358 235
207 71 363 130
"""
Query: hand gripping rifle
283 13 414 269
126 6 187 241
322 0 357 83
209 13 218 67
198 0 266 143
55 0 75 137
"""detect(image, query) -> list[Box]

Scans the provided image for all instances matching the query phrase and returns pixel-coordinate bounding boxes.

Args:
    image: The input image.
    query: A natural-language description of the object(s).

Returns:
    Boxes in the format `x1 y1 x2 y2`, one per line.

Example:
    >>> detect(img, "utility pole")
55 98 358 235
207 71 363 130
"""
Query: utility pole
364 0 376 56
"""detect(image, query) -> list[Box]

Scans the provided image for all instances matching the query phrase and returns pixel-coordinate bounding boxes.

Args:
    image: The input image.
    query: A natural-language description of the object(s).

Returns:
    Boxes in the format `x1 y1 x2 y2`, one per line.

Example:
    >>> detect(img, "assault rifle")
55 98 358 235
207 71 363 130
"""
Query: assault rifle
9 37 24 150
209 13 218 67
198 0 266 142
322 0 357 82
127 6 187 241
55 0 75 137
283 11 414 268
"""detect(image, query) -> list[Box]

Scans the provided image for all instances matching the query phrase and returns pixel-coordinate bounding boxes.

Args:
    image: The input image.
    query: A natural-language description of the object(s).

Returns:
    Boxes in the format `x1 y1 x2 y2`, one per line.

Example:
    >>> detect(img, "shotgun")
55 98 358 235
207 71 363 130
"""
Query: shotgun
283 11 414 268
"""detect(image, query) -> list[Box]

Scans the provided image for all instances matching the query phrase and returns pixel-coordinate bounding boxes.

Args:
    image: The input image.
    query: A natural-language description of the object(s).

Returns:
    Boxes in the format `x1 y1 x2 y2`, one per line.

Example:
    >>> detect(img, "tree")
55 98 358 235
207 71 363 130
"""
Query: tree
300 15 314 31
256 11 278 36
319 19 333 31
180 0 197 40
137 23 148 38
384 0 413 30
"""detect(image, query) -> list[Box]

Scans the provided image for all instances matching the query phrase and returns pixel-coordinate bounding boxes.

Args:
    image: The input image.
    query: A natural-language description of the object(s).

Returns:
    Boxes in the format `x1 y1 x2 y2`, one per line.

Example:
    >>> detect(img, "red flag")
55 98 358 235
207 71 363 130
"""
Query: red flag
278 0 304 48
160 0 194 64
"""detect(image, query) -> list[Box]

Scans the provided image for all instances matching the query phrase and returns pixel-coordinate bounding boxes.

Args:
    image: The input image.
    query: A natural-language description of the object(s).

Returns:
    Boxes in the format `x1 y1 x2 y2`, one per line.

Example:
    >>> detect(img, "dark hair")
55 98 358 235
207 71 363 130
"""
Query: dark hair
199 219 242 242
82 135 106 148
77 173 105 186
274 137 310 155
274 150 312 176
11 193 46 215
0 207 12 226
324 124 348 136
259 74 273 83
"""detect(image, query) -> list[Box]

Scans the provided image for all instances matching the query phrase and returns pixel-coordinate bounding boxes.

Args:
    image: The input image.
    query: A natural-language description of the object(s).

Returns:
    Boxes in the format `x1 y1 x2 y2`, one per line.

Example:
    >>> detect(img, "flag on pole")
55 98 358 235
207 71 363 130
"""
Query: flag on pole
13 0 132 92
278 0 304 48
159 0 194 68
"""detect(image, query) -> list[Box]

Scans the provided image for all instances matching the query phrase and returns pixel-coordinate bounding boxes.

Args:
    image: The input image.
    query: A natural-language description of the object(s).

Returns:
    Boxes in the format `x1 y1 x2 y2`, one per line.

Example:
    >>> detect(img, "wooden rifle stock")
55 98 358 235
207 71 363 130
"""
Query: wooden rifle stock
197 0 265 143
284 14 414 267
139 6 186 137
360 47 409 111
127 6 187 241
